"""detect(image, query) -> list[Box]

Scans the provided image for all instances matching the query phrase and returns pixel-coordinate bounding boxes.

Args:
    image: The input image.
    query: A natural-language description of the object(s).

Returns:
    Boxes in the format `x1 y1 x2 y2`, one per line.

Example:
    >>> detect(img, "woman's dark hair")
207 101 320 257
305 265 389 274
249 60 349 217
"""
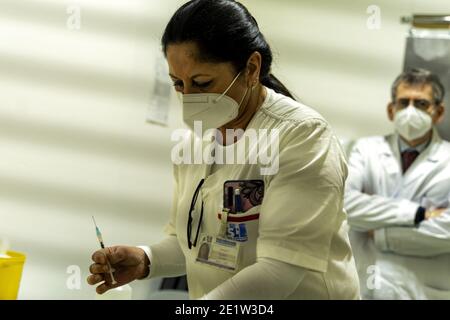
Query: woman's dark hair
162 0 295 100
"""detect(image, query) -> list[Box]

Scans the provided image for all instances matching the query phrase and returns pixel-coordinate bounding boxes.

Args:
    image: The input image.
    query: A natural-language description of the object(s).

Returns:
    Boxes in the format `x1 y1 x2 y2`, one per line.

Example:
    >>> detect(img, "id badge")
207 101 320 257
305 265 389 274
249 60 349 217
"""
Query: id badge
196 234 241 272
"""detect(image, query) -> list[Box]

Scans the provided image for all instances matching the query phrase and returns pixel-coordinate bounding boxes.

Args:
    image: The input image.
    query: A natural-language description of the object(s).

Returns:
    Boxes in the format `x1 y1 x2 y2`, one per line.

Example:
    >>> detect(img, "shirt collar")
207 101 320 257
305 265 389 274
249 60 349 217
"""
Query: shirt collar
398 134 431 154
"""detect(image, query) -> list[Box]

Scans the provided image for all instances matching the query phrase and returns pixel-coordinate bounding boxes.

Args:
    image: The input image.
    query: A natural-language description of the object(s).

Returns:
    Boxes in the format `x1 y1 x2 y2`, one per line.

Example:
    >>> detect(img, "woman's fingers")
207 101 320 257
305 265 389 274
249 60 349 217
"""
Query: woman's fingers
87 274 104 285
96 281 120 295
88 246 134 290
91 247 126 265
105 246 126 265
92 250 106 264
89 263 110 274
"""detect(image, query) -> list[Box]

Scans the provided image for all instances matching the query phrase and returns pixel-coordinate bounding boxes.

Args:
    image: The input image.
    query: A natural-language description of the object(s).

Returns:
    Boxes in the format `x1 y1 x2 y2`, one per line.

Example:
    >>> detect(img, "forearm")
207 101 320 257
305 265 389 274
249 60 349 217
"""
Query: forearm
345 190 418 231
375 213 450 257
201 258 306 300
138 235 186 279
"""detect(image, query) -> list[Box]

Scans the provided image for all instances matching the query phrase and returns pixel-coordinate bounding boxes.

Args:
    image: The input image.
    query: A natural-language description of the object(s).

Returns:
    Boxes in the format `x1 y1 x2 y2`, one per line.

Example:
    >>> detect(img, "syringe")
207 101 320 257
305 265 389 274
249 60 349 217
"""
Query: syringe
92 216 117 285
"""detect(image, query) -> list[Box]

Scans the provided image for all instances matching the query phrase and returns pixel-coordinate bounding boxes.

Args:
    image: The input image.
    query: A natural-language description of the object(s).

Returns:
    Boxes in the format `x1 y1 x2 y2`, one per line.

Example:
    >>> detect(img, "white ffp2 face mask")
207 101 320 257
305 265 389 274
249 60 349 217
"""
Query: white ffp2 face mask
182 71 249 131
394 105 433 141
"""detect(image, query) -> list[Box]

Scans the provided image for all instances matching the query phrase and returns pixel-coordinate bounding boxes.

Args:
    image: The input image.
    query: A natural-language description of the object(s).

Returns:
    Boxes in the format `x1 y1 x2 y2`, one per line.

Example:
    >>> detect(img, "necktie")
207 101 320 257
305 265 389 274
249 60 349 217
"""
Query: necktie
401 150 419 173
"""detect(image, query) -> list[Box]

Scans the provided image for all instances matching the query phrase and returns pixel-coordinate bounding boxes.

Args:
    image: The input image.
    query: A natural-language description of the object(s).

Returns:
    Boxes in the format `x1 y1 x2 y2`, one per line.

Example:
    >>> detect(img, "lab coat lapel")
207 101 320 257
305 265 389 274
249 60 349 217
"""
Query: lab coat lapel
401 129 442 190
382 134 402 178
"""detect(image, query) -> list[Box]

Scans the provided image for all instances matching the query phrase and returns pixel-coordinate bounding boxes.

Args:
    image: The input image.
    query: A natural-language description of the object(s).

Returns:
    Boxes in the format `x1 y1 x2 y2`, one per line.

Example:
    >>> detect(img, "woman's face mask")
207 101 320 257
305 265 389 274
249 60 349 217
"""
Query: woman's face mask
182 71 249 132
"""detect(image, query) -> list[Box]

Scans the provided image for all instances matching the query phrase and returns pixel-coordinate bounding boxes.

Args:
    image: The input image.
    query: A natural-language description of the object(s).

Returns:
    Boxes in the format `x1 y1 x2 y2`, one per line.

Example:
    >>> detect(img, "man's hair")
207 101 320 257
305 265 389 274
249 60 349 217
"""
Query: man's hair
391 68 445 105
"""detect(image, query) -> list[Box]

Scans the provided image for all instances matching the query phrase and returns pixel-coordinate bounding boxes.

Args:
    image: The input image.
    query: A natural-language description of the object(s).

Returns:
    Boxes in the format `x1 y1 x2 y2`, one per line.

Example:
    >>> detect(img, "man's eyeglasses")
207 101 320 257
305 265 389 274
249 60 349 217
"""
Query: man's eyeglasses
394 98 433 111
187 179 205 249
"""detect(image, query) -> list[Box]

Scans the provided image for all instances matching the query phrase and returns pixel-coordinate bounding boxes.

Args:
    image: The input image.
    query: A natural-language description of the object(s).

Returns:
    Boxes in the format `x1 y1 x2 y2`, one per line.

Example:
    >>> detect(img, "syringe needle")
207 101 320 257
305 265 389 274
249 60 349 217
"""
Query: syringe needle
92 216 117 285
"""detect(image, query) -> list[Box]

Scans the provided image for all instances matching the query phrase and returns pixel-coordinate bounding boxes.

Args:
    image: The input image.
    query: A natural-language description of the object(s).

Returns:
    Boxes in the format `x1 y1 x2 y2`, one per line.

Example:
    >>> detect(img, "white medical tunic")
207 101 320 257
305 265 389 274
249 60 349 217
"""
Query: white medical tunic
147 87 360 299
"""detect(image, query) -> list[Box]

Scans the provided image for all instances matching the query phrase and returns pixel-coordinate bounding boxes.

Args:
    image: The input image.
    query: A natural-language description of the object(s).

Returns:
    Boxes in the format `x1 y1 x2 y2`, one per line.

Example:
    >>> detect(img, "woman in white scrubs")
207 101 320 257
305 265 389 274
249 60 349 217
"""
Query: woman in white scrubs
87 0 360 300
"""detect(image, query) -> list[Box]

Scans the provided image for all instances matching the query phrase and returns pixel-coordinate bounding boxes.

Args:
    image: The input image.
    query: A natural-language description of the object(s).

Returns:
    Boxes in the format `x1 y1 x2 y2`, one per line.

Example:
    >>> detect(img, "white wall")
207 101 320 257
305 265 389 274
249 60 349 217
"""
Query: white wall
0 0 449 299
242 0 450 140
0 0 184 299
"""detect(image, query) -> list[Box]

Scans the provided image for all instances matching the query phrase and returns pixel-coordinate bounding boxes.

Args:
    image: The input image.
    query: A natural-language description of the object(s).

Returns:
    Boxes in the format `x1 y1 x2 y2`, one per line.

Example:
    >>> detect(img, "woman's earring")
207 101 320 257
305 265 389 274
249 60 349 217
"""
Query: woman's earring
252 80 257 90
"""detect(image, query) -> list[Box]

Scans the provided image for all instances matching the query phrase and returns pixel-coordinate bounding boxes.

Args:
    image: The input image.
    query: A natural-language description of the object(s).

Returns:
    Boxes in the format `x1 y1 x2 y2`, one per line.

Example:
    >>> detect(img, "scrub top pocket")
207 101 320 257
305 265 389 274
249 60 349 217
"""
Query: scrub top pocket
218 205 261 242
217 205 261 268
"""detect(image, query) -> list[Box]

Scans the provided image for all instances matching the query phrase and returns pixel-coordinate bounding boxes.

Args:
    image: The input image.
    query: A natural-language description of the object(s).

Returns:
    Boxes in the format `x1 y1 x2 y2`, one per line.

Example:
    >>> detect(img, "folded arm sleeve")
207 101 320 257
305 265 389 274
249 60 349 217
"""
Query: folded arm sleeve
258 119 346 272
375 209 450 257
201 258 306 300
344 140 418 231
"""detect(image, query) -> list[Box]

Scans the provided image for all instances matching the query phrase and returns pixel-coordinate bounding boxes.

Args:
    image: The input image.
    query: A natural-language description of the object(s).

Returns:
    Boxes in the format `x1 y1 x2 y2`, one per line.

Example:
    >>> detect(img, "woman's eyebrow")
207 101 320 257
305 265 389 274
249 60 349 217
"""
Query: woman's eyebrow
169 73 212 80
191 74 212 79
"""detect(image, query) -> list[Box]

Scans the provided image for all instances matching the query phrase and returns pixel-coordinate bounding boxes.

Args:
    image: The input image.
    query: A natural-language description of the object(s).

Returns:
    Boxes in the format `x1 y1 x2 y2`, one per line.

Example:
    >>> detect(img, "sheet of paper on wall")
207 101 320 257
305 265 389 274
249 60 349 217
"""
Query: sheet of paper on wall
147 56 172 127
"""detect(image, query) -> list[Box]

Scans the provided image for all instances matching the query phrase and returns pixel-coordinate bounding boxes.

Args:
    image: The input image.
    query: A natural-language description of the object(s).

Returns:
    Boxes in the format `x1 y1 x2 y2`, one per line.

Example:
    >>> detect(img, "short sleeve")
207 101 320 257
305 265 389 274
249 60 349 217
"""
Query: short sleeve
257 119 347 272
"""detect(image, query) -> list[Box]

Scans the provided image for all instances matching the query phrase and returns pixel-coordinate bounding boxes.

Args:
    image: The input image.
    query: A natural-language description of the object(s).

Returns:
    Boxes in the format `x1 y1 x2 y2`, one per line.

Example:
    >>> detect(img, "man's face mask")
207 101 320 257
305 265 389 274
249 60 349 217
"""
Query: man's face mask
393 104 433 141
182 71 249 132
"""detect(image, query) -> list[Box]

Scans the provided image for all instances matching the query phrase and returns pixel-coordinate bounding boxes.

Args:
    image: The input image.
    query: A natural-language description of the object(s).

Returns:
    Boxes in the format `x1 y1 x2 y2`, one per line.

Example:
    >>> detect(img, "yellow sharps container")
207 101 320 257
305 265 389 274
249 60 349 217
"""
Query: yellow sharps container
0 251 26 300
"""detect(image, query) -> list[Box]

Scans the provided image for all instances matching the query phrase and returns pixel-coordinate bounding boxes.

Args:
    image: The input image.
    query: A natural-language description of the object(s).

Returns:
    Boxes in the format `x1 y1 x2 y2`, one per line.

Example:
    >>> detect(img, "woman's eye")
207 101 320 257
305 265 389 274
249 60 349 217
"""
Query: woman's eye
193 81 212 88
172 81 183 88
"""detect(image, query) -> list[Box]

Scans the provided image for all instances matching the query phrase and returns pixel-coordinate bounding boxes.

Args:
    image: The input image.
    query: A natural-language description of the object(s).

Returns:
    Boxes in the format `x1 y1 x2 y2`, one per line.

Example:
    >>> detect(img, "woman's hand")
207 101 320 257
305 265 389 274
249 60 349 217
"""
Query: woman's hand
87 246 150 294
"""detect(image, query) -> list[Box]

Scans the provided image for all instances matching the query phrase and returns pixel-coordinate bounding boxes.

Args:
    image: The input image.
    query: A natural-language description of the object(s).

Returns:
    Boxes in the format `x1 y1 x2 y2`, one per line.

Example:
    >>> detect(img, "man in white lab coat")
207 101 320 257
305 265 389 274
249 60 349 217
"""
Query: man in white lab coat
345 68 450 300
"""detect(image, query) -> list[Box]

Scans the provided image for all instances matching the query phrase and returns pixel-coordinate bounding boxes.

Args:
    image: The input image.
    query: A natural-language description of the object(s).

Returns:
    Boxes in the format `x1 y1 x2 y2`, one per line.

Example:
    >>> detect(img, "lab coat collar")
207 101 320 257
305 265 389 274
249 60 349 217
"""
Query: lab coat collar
384 128 443 185
398 136 430 154
386 128 442 162
425 128 443 162
380 135 402 177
